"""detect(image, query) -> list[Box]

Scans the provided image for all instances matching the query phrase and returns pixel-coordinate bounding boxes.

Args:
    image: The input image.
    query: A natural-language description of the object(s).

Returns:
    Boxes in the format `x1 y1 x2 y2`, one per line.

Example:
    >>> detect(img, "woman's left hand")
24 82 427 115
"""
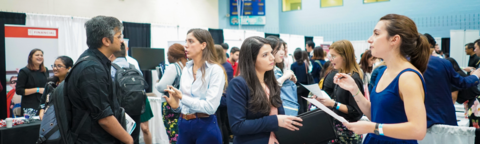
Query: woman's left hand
343 121 375 135
164 85 183 99
312 95 335 108
290 75 297 83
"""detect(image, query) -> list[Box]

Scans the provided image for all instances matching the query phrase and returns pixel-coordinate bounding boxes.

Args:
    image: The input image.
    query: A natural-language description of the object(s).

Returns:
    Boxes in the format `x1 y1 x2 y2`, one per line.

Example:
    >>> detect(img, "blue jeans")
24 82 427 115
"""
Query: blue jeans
177 115 222 144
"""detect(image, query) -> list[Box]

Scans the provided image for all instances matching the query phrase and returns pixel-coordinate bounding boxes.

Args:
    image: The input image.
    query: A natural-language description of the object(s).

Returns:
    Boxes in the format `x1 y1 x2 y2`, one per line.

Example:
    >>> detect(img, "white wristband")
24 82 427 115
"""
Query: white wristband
379 124 384 136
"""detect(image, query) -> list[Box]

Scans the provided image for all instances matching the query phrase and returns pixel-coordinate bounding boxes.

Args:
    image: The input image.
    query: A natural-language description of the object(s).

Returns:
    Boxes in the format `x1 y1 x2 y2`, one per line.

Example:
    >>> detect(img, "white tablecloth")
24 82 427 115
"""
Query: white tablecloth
359 116 474 144
419 124 476 144
139 97 169 144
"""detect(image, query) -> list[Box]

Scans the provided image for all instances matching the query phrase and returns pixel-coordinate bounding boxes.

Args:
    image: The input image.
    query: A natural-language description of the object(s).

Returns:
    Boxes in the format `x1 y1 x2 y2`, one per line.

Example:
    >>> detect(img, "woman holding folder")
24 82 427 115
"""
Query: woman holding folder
313 40 364 144
227 36 303 144
332 14 429 144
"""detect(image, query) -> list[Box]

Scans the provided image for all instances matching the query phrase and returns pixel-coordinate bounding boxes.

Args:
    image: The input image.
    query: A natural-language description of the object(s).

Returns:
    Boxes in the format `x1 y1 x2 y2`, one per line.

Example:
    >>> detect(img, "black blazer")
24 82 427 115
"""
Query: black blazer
227 76 285 144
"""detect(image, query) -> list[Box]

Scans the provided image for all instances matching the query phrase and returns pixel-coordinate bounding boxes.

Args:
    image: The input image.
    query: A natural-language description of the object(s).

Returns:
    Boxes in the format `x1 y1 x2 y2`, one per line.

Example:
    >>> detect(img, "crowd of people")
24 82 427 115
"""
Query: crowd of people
5 13 480 144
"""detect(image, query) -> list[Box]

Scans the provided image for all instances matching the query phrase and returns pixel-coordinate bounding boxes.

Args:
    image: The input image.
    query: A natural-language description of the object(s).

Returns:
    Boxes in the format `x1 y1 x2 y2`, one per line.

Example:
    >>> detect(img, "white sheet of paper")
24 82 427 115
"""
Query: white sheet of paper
125 113 136 134
301 84 331 100
303 97 348 123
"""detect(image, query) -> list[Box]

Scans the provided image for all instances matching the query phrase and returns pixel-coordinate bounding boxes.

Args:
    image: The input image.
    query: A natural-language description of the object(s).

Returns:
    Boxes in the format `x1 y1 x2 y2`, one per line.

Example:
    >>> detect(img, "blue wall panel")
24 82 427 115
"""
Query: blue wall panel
219 0 480 41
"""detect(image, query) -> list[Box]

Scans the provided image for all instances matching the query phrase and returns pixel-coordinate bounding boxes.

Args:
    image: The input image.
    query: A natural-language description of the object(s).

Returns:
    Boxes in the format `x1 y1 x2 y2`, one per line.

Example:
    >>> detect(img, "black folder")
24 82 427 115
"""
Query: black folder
274 109 337 144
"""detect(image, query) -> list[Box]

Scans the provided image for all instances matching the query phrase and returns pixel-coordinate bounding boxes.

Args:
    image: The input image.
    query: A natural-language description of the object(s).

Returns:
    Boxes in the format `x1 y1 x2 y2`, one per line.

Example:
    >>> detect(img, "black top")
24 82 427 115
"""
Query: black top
16 67 49 111
291 62 308 84
468 54 480 68
322 70 338 98
39 77 59 109
65 49 122 144
330 72 364 122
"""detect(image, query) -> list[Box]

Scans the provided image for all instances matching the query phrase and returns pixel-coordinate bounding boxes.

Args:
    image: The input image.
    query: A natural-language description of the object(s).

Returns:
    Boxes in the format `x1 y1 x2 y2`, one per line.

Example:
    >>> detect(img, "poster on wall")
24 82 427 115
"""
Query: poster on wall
4 25 58 118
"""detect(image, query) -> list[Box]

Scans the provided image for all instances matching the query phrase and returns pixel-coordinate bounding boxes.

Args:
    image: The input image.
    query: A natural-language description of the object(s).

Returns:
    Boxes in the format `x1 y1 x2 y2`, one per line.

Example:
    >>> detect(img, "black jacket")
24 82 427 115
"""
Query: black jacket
65 49 122 144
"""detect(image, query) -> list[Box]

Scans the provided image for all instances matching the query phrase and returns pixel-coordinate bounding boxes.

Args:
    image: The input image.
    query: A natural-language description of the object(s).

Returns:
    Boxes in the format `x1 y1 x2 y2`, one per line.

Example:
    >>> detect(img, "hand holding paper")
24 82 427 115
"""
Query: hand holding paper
303 97 348 123
300 84 331 100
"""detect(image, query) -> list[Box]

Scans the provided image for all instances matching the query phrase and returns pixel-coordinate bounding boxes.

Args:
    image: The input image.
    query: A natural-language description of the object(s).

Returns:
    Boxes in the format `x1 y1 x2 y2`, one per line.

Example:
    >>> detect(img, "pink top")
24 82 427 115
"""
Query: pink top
264 86 279 144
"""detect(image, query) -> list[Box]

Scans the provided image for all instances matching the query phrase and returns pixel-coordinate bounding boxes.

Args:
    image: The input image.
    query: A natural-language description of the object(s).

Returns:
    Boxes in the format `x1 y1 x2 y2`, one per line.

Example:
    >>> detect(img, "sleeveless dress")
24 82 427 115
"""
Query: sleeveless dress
364 68 426 144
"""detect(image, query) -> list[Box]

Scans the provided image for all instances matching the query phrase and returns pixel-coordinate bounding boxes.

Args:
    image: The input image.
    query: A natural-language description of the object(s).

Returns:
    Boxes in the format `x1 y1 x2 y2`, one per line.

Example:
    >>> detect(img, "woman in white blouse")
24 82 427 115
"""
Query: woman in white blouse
155 43 187 144
164 28 227 144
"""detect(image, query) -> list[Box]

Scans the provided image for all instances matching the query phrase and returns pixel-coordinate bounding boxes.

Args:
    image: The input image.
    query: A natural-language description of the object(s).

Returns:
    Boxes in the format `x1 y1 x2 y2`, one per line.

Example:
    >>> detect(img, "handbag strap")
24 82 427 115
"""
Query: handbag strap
304 61 309 74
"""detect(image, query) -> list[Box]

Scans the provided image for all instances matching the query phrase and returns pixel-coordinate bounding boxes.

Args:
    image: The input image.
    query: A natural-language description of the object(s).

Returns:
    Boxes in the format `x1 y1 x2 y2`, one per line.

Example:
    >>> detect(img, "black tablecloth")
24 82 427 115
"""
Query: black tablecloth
0 121 40 144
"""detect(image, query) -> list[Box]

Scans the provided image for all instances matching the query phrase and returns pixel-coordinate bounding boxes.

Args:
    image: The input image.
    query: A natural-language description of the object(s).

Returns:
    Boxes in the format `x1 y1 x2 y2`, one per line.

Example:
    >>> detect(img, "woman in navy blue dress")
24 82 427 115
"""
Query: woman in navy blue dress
333 14 431 144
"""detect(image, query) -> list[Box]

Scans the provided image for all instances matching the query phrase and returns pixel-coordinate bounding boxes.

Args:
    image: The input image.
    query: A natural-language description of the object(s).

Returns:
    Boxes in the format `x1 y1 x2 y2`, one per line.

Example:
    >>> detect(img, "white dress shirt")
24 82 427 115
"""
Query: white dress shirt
126 56 141 71
174 61 226 115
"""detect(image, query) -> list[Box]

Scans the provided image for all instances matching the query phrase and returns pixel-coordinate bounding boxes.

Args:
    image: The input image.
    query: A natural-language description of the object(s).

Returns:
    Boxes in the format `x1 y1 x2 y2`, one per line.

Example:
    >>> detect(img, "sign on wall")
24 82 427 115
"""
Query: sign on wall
230 0 266 25
4 25 59 117
230 0 265 16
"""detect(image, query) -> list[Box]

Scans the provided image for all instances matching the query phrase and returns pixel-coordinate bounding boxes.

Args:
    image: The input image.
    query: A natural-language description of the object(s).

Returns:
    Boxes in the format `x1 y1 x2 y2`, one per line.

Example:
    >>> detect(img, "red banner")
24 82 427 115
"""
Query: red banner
5 26 58 39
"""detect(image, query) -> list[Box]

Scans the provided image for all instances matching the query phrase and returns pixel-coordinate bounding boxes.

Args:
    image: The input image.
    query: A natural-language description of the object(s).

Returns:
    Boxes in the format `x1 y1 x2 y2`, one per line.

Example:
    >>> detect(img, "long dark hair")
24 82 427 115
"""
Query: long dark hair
321 61 333 79
294 50 304 64
445 57 464 74
312 46 325 60
266 36 284 71
360 50 373 73
27 48 46 72
239 36 282 115
380 14 430 73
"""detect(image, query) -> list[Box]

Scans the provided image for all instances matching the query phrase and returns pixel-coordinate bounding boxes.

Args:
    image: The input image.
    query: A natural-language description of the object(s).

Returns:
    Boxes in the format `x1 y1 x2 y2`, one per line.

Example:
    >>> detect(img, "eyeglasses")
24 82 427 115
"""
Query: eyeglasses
328 55 337 60
117 34 124 41
10 80 17 84
51 65 65 69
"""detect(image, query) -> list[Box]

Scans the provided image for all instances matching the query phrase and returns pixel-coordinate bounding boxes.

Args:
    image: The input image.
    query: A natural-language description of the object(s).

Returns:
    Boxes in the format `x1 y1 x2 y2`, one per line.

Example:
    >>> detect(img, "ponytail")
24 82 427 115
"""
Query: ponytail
410 34 431 73
380 14 431 73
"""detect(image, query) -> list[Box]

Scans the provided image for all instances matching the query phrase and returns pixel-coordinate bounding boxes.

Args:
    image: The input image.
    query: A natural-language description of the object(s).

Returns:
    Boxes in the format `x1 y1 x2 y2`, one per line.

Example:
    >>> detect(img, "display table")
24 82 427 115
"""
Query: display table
0 121 41 144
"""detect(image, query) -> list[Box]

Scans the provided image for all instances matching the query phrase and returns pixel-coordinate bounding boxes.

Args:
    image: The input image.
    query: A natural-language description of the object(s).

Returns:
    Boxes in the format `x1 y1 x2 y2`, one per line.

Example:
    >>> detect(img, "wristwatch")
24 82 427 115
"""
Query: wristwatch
374 123 380 135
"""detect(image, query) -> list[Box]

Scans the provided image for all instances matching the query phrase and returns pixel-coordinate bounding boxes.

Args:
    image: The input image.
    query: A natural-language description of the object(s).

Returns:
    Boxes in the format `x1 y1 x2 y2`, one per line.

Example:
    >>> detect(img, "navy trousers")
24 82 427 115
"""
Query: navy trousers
177 115 222 144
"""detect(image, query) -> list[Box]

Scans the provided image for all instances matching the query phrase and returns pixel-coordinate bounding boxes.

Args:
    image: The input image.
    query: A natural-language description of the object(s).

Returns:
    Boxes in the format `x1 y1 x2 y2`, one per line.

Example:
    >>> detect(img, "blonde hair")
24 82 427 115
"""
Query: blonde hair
330 40 363 79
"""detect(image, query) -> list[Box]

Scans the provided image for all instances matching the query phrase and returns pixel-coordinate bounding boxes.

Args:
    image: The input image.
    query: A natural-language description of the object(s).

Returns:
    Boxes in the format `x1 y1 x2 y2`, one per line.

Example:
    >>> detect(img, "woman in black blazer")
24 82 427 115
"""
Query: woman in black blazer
227 36 303 144
16 48 49 115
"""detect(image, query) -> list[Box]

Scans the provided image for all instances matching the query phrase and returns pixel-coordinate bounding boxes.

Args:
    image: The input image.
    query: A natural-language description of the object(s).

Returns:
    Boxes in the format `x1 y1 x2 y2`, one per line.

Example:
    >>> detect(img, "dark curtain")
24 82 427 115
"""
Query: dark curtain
305 36 314 44
0 12 26 119
208 28 224 44
265 33 279 38
442 38 450 57
122 22 153 92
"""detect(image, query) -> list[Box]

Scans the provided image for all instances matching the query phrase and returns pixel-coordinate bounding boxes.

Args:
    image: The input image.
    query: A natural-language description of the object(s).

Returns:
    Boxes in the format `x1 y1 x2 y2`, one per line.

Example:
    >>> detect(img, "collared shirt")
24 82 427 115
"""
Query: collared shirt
174 61 226 115
111 57 142 80
126 56 141 72
227 59 238 76
65 49 121 144
468 54 480 68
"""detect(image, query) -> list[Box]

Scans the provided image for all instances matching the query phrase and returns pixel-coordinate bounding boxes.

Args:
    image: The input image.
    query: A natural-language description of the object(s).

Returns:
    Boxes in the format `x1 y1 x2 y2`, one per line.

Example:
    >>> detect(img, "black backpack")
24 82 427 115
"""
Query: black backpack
112 63 148 116
36 56 95 144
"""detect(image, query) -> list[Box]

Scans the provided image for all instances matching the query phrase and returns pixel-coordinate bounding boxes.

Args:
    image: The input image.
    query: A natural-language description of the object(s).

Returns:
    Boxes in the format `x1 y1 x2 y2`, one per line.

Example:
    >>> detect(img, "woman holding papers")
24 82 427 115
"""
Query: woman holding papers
313 40 364 144
227 36 303 144
333 14 429 144
266 36 299 116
